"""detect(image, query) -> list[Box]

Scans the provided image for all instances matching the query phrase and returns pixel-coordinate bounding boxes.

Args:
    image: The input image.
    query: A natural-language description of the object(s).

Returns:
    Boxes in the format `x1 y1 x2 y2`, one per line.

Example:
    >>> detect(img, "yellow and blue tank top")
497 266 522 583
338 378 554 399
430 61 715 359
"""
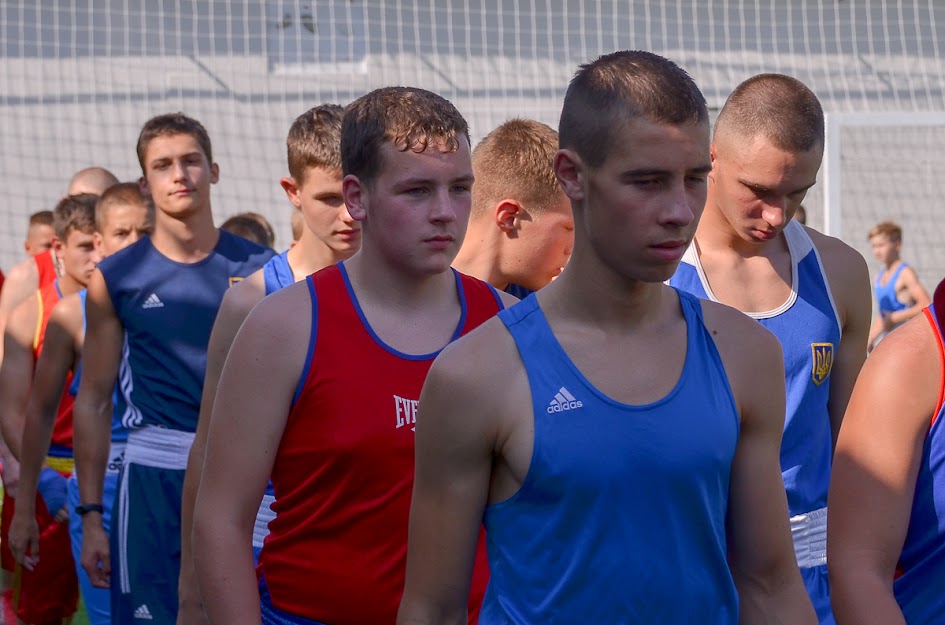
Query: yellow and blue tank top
894 284 945 624
671 221 841 517
480 290 739 624
96 231 274 433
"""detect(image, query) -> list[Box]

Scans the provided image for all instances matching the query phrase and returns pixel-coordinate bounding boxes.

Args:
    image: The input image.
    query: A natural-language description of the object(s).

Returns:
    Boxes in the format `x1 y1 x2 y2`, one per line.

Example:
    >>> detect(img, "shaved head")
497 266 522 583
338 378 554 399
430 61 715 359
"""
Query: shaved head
713 74 824 154
67 167 119 196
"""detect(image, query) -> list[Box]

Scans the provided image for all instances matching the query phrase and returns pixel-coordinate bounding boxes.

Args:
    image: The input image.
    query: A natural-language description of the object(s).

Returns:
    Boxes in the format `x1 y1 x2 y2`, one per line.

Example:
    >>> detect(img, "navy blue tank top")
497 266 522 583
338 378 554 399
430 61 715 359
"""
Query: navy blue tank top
97 231 274 432
480 290 739 624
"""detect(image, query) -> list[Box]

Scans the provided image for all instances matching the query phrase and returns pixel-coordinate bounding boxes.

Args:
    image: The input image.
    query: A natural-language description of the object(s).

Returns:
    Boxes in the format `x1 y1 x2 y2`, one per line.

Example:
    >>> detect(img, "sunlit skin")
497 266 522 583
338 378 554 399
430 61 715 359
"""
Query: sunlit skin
281 166 360 270
94 203 154 257
508 193 574 291
24 224 55 257
140 133 219 222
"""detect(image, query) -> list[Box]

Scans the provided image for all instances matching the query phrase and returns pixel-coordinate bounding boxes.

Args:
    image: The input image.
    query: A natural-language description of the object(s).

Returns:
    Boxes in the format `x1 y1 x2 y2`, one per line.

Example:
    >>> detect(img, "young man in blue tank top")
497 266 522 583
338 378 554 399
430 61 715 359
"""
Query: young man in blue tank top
176 103 359 624
452 118 573 297
398 51 816 625
828 279 945 625
669 74 872 624
72 113 274 625
8 183 152 625
866 220 930 352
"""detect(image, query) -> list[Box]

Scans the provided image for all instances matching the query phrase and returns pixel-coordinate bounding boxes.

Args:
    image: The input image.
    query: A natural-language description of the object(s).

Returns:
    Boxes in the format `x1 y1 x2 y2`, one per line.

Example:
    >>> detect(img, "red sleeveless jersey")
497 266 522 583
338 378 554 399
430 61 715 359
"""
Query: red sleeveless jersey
33 281 74 450
260 263 502 624
34 250 58 289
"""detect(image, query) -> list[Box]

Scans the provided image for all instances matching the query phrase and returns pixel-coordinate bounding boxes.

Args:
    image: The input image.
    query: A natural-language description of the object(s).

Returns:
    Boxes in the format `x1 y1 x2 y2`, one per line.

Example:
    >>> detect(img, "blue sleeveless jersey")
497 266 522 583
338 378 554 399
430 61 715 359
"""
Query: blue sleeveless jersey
97 231 274 432
874 262 910 317
480 291 739 624
893 296 945 624
69 290 129 442
670 221 841 517
263 251 294 296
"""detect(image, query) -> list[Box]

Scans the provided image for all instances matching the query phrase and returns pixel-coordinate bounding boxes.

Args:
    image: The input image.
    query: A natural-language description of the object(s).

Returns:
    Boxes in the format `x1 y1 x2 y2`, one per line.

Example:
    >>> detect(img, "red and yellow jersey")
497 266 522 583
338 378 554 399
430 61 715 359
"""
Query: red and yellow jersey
34 249 58 290
32 280 74 451
260 263 502 625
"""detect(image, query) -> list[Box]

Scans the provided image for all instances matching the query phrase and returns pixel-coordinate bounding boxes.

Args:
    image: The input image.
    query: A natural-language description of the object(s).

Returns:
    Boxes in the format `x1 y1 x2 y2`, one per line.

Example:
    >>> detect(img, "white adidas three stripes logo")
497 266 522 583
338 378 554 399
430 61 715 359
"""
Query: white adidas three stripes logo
547 387 584 414
142 293 164 309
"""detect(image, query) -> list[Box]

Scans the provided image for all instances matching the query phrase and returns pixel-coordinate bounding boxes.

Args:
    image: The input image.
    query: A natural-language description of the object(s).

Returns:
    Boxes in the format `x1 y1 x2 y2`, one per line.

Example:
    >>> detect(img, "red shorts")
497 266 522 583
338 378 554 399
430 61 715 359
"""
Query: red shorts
1 489 13 573
11 493 79 624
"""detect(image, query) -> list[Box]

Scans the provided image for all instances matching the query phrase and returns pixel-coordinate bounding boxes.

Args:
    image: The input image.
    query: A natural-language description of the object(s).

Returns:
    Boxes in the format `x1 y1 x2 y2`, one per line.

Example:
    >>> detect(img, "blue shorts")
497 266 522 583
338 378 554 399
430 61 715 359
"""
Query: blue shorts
801 564 836 625
67 467 119 625
111 461 184 624
260 576 327 625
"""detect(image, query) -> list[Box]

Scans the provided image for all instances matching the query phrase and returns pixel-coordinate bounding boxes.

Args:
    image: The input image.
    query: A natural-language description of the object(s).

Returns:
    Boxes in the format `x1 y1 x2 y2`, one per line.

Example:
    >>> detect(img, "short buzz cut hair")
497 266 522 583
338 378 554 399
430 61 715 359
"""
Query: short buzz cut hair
714 73 824 153
559 50 708 169
220 212 276 248
868 220 903 243
287 104 345 184
136 112 213 174
53 194 98 240
471 118 561 217
95 182 152 231
341 86 470 188
28 210 54 228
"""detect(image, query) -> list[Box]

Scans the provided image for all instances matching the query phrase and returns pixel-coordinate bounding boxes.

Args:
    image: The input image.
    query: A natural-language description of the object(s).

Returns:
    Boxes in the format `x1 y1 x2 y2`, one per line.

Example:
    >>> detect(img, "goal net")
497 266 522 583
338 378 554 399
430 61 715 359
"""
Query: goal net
2 0 944 276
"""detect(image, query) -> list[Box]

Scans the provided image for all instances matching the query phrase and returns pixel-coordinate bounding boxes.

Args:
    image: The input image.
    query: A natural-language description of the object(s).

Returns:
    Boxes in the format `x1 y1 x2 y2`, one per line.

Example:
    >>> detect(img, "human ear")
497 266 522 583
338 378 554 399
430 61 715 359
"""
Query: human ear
494 200 522 234
554 149 585 202
280 178 303 209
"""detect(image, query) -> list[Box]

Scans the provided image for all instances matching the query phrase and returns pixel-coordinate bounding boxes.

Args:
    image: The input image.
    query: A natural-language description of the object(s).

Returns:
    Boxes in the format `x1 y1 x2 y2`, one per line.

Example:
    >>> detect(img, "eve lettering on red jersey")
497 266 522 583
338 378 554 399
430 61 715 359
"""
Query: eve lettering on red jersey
394 394 418 431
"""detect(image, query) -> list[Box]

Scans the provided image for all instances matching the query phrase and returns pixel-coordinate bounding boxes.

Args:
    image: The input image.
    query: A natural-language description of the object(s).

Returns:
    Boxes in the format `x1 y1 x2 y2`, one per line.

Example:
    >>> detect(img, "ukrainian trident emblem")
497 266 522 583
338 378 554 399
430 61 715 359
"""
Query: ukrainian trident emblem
811 343 835 386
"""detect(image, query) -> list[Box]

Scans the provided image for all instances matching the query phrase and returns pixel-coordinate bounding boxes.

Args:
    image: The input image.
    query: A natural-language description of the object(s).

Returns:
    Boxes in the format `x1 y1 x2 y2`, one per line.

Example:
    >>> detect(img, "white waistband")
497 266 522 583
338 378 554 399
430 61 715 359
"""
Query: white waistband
791 506 827 568
253 493 276 548
125 426 195 471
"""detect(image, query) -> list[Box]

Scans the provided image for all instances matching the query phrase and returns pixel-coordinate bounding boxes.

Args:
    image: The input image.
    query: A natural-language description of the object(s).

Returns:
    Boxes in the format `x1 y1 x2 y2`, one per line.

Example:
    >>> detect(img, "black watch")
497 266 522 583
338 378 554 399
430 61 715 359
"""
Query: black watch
75 503 104 516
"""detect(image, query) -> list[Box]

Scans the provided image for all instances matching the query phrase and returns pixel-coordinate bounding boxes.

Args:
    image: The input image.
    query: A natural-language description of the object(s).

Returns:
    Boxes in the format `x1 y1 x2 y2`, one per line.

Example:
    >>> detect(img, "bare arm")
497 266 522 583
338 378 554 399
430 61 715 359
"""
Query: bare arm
398 326 511 625
9 296 81 567
179 274 264 625
818 234 871 449
193 284 309 625
706 303 817 625
0 258 39 364
827 315 935 625
73 269 123 588
885 266 931 327
0 296 38 460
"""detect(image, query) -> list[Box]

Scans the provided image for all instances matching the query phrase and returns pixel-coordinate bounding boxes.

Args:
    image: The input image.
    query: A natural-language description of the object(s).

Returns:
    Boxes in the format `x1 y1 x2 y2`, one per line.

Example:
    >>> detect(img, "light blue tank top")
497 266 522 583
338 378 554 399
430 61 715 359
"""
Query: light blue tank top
671 220 842 516
263 250 295 296
893 297 945 624
97 231 274 432
874 262 910 316
69 289 129 442
480 290 739 624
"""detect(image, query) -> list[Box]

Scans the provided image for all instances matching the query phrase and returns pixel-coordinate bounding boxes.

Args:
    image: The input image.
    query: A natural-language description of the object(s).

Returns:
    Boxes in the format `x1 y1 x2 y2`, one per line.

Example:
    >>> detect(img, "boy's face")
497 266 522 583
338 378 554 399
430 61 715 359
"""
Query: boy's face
870 233 900 265
506 192 574 290
709 133 821 244
283 166 360 255
95 203 153 257
344 137 474 277
56 228 101 287
141 133 218 219
24 223 55 256
560 118 711 284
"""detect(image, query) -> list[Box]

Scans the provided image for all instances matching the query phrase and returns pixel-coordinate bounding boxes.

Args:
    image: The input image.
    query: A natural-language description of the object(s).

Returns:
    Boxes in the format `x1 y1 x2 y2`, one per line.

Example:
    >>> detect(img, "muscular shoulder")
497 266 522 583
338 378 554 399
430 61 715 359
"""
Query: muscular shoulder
6 292 39 344
869 313 939 389
805 228 871 306
0 258 40 312
220 270 267 322
698 298 784 414
48 293 84 338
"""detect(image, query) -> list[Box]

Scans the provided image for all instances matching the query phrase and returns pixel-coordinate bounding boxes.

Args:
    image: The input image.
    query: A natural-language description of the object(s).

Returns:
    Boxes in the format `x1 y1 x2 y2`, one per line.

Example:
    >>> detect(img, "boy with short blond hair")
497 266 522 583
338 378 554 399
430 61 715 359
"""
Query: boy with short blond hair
8 183 152 625
453 118 573 295
0 193 102 625
24 211 55 257
176 103 358 623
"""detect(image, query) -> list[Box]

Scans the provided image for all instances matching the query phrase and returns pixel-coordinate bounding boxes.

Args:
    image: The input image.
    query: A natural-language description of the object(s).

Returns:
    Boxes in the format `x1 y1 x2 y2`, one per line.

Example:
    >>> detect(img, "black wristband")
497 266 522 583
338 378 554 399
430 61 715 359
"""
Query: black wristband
75 503 104 516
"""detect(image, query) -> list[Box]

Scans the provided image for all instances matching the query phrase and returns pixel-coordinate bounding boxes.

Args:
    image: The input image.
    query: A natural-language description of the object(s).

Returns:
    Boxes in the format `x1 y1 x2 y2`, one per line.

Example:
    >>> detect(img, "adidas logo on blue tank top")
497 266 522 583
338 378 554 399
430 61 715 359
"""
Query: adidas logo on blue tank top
141 293 164 309
547 387 583 413
133 604 153 620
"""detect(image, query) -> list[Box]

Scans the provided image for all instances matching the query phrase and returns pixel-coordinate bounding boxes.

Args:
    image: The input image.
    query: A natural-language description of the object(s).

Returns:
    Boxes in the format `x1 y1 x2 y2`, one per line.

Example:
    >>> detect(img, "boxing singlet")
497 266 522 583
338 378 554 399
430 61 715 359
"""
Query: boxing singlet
893 281 945 624
34 249 58 289
34 279 74 453
259 263 503 624
874 262 910 317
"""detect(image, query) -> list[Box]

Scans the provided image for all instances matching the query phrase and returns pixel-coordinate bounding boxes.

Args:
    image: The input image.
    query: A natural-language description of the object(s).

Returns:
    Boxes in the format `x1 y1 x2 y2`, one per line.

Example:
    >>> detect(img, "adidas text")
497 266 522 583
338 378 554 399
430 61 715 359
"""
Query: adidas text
547 387 584 413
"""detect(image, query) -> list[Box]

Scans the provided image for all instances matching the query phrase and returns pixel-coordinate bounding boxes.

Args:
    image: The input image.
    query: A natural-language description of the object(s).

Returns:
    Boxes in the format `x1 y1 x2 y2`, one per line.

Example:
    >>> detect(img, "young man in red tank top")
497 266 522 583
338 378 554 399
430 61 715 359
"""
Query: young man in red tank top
0 194 102 625
193 87 516 625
